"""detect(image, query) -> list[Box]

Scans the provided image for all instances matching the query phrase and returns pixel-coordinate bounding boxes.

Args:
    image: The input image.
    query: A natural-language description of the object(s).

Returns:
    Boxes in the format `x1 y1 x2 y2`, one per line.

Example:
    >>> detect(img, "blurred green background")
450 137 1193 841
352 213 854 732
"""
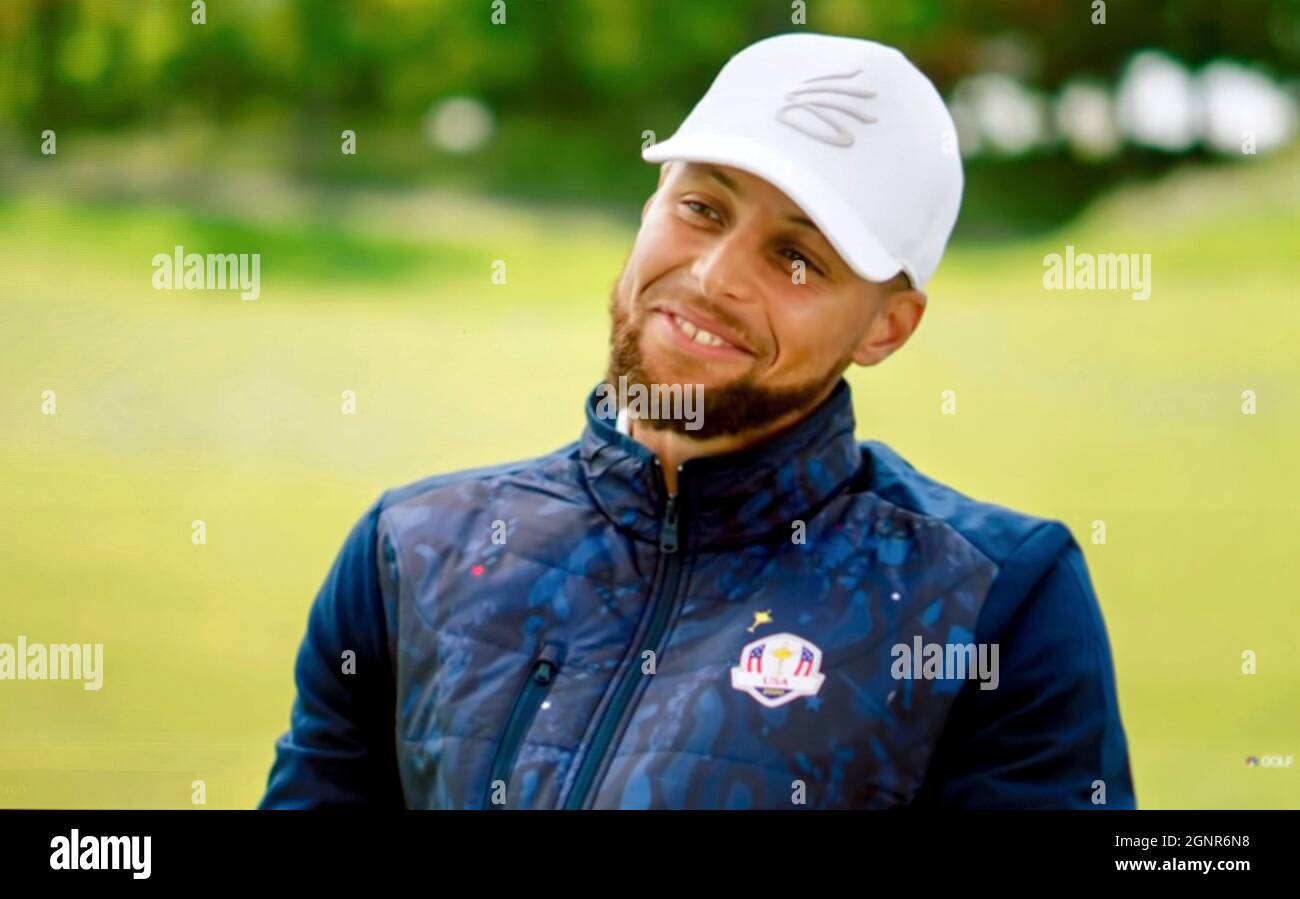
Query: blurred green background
1 0 1298 809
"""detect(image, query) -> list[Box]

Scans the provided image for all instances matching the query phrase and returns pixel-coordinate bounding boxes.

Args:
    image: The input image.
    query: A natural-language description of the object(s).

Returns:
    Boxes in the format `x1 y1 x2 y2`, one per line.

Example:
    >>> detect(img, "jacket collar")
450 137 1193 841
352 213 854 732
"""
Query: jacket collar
579 378 863 549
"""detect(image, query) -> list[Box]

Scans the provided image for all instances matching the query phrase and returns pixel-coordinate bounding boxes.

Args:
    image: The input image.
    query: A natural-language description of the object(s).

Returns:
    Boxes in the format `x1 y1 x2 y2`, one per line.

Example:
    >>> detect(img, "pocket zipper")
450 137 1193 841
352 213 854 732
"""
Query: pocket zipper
484 641 564 809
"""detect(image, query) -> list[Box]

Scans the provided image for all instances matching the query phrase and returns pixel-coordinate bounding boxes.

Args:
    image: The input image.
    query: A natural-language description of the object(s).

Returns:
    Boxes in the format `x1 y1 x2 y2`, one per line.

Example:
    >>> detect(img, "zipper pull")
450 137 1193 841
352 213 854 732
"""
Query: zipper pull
534 642 563 685
534 659 555 686
660 495 679 554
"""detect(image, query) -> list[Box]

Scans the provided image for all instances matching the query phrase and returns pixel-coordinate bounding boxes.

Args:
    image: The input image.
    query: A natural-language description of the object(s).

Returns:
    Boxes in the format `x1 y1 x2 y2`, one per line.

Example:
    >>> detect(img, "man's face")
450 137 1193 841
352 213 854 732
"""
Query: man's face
606 160 920 439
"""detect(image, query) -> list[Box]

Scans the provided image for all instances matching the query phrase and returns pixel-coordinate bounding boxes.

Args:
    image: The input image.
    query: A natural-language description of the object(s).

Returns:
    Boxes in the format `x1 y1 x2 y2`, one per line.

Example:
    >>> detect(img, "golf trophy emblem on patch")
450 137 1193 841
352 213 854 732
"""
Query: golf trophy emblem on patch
730 632 826 708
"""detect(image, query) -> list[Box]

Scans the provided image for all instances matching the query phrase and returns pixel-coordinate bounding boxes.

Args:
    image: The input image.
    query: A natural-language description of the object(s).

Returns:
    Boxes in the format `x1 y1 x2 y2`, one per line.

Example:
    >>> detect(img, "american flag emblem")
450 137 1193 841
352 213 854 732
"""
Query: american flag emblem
793 646 815 677
746 644 766 673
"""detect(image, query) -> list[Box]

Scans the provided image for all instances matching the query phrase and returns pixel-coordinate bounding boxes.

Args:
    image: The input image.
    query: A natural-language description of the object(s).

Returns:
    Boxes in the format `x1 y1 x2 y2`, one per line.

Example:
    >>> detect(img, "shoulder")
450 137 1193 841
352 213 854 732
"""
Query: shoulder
860 440 1118 706
370 441 583 548
378 441 581 511
860 438 1076 580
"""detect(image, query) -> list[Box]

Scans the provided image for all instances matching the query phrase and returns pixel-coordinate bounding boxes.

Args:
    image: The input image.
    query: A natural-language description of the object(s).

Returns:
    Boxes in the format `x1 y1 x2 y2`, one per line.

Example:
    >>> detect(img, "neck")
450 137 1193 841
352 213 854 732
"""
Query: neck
628 381 840 495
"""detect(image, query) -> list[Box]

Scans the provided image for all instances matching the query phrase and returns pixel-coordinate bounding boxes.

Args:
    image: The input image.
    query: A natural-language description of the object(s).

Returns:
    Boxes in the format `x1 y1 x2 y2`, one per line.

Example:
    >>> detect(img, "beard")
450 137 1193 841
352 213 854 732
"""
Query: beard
603 277 850 439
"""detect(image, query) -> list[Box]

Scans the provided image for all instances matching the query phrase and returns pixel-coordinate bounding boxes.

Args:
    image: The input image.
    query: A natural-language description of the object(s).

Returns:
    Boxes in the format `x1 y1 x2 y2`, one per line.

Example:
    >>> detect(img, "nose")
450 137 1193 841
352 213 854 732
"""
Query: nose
690 226 759 306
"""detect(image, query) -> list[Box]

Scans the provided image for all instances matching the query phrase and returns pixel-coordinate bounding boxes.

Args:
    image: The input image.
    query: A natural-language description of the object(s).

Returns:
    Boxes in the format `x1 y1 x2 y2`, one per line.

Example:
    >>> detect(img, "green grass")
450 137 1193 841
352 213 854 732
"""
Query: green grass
1 152 1298 808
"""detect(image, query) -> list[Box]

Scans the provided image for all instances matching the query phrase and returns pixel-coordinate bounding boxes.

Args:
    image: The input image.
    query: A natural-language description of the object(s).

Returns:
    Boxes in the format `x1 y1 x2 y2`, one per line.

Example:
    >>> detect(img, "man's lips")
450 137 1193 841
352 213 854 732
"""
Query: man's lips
650 302 756 357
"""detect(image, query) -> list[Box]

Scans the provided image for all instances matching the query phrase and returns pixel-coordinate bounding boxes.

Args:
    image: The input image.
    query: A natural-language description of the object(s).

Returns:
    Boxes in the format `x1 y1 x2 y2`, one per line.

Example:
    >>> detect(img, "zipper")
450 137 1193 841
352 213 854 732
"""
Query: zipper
563 464 685 809
484 640 564 809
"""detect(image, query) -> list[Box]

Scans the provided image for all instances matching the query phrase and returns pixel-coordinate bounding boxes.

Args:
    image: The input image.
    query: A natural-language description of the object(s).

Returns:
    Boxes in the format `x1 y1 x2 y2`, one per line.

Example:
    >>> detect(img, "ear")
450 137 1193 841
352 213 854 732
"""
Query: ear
850 288 927 367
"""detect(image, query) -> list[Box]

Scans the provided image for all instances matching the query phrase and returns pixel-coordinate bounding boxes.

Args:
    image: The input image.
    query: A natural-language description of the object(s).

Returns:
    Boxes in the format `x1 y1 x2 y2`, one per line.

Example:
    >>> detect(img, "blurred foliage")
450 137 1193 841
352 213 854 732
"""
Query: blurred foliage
1 0 1298 232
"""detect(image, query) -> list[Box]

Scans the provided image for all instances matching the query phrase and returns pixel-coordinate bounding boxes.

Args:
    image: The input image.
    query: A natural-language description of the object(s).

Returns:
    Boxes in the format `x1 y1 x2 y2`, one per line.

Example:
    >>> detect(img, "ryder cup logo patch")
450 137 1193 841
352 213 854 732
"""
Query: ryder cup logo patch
730 633 826 708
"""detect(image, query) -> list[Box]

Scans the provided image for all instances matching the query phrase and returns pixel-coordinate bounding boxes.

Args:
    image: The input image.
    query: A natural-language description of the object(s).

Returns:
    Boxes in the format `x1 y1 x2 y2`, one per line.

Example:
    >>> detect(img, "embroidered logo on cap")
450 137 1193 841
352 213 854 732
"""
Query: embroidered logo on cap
775 68 878 148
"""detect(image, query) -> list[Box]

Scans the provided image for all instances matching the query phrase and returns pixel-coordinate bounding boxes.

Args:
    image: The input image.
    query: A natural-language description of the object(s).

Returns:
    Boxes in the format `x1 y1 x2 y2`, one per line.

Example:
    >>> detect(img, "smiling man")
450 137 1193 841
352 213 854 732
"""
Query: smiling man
606 158 920 488
260 33 1134 810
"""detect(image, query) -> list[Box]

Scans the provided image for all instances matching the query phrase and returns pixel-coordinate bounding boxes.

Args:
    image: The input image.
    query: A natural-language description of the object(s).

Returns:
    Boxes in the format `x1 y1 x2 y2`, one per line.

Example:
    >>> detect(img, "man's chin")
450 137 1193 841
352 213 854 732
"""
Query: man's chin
636 348 753 391
624 367 746 397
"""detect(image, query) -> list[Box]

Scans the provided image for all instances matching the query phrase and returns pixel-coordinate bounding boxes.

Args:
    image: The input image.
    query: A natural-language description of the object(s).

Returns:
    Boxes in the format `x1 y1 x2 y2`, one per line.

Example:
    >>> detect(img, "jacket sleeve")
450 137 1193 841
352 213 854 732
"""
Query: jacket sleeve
258 495 404 808
913 524 1136 809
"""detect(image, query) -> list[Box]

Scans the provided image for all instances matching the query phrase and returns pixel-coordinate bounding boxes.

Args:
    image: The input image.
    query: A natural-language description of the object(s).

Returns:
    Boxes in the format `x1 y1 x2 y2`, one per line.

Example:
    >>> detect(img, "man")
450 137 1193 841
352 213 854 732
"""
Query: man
260 33 1134 809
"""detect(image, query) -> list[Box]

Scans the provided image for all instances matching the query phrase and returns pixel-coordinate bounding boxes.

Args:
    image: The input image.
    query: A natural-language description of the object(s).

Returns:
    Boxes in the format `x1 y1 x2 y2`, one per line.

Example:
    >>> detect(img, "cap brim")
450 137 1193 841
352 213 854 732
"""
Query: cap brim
642 131 915 288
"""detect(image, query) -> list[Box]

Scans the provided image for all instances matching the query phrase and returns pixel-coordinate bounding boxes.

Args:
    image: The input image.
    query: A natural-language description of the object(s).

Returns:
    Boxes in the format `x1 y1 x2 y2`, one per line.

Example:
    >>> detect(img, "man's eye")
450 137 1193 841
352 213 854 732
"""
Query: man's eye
684 200 721 222
781 247 822 277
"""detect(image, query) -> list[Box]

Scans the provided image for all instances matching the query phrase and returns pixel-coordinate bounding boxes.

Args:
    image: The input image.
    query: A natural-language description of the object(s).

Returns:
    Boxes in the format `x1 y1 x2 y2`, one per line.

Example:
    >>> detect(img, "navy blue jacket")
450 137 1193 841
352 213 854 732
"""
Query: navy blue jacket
260 379 1134 809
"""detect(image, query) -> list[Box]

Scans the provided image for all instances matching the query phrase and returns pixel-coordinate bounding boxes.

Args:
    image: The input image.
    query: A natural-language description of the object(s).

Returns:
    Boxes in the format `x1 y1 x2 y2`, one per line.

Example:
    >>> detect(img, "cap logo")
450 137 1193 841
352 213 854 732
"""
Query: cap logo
775 68 877 148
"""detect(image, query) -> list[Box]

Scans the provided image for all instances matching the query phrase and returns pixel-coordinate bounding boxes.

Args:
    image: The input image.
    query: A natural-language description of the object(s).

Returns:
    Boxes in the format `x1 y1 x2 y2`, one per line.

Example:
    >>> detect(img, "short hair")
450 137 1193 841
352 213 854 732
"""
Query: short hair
883 270 913 293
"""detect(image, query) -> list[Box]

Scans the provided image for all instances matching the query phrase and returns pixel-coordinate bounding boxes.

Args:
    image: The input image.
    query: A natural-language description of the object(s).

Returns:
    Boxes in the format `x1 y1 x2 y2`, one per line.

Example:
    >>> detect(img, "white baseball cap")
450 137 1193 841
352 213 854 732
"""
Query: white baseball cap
642 32 963 289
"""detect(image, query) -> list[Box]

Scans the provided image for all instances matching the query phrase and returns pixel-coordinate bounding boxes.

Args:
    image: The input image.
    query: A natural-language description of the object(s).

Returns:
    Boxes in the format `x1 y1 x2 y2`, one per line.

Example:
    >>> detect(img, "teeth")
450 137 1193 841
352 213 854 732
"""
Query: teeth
672 313 729 348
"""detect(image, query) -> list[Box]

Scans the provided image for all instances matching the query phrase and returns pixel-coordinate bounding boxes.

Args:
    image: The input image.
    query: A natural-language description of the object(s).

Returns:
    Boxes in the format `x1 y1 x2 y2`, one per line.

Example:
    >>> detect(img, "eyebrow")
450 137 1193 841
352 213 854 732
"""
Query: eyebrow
704 166 742 196
696 165 833 249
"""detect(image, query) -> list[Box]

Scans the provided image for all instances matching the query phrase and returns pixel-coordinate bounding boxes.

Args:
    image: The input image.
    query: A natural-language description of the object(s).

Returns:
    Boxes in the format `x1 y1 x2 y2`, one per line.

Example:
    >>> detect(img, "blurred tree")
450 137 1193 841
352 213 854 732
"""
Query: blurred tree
0 0 1295 234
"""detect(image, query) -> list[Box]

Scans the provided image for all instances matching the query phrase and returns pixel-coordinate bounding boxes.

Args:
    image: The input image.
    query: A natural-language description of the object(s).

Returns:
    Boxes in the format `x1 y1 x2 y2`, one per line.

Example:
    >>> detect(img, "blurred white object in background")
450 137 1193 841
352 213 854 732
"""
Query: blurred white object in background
1056 81 1121 161
951 73 1049 156
1200 60 1297 155
424 97 494 154
1116 50 1198 152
